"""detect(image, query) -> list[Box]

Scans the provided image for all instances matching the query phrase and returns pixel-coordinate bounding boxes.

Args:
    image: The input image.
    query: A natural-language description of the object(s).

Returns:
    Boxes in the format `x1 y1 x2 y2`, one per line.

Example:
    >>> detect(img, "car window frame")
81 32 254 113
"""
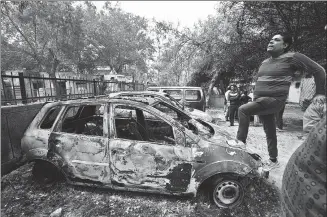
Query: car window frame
53 103 106 138
151 100 191 122
38 105 64 130
111 102 186 146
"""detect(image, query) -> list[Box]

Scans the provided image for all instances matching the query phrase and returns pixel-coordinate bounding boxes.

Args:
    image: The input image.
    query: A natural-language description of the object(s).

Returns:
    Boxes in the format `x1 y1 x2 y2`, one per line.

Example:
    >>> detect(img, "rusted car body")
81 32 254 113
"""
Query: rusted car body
108 91 213 123
21 98 266 208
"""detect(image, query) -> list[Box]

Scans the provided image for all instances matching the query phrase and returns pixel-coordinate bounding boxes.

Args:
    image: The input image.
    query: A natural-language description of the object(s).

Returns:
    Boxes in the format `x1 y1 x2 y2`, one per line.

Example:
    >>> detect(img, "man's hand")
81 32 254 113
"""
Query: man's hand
303 94 326 132
311 94 326 105
227 101 230 106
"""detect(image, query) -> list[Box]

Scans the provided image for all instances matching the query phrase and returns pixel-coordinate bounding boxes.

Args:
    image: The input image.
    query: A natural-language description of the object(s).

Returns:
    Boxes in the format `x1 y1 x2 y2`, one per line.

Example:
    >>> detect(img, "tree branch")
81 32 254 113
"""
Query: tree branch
273 2 293 32
2 3 42 65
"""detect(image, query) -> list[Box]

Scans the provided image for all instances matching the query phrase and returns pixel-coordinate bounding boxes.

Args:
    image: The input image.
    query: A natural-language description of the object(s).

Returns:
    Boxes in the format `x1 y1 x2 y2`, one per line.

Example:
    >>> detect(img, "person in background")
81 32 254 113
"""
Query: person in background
107 77 118 93
281 95 326 217
240 90 252 105
303 95 326 133
234 84 242 120
299 74 316 112
227 32 326 171
99 75 107 95
224 85 231 121
226 84 240 126
248 87 254 101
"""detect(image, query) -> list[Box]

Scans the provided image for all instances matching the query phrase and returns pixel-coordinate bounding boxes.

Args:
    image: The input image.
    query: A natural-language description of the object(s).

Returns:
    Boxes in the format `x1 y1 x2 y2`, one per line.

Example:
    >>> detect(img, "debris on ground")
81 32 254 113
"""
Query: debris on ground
50 208 62 217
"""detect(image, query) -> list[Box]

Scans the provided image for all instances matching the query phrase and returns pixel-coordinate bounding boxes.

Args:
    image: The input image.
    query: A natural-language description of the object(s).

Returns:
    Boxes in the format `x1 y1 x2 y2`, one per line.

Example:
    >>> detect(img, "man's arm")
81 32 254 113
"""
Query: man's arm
293 53 326 96
225 90 230 101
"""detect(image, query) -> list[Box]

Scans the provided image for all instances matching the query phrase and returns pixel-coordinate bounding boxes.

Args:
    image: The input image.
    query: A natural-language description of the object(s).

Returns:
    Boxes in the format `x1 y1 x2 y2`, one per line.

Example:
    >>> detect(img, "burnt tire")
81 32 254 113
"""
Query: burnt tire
210 175 245 209
32 161 63 184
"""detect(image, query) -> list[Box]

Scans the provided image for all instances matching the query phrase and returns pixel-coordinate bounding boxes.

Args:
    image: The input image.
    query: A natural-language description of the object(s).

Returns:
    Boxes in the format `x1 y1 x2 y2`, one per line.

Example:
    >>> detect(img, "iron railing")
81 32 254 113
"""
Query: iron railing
1 72 145 105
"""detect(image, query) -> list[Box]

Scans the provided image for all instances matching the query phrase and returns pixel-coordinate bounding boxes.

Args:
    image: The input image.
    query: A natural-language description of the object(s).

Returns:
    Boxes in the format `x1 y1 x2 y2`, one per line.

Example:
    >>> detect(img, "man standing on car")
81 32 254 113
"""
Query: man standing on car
228 33 326 171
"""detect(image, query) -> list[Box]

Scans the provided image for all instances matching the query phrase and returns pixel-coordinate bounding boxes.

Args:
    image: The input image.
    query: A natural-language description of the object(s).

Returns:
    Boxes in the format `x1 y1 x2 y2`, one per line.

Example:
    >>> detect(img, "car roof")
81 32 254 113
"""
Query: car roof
41 98 188 130
109 91 168 97
44 97 155 107
147 86 203 90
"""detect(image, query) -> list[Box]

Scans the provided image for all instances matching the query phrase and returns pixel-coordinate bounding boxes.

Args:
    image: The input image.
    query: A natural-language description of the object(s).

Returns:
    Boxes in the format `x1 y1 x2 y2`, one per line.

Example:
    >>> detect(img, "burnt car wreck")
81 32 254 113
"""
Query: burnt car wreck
21 97 267 209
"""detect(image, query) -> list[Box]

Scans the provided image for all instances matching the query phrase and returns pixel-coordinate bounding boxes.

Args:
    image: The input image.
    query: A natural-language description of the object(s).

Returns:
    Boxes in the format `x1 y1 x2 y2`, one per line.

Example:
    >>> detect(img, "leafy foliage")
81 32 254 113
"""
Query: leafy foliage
1 1 155 80
1 1 326 87
152 1 326 90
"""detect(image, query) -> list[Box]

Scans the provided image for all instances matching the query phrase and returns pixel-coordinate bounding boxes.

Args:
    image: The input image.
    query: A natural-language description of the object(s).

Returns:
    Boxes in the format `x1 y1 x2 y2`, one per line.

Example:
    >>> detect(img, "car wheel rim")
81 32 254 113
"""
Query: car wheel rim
213 180 241 206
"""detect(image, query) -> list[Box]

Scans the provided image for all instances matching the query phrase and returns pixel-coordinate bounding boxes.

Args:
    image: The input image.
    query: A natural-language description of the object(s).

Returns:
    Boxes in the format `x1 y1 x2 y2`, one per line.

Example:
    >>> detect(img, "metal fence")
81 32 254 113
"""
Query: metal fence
1 72 145 106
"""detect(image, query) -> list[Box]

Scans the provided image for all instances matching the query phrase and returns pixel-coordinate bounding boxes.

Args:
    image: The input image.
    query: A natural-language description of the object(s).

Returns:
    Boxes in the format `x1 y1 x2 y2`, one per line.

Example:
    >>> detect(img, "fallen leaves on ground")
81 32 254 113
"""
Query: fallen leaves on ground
1 163 281 217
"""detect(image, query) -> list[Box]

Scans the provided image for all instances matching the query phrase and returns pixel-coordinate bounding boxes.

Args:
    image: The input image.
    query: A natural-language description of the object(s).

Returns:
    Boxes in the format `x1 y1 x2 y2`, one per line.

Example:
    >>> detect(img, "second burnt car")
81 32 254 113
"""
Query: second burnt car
108 91 214 123
22 97 266 209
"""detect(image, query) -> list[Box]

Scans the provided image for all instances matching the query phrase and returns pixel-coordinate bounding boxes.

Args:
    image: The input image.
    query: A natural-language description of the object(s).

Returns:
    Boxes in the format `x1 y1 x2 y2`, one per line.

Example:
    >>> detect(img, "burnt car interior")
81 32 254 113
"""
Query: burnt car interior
114 105 176 145
60 104 104 136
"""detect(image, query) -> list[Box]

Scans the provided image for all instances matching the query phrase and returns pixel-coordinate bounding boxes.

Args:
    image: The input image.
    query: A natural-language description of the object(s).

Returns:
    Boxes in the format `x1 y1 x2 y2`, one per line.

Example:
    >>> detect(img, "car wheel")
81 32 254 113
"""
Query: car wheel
211 175 244 209
32 161 63 184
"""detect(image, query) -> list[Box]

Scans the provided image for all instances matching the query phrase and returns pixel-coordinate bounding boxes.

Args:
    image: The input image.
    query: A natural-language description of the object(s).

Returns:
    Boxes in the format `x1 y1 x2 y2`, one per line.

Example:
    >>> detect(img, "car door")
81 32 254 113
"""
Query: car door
48 103 110 184
109 102 194 193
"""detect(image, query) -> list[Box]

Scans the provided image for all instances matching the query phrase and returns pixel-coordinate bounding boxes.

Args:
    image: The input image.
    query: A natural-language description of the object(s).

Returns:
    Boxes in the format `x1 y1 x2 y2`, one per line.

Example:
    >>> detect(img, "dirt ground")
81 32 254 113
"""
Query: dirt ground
1 104 305 217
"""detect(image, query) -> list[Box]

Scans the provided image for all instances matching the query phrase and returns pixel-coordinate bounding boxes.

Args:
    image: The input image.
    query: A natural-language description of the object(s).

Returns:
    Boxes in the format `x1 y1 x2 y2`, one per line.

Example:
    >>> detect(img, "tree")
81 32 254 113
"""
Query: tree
184 1 326 93
81 2 155 78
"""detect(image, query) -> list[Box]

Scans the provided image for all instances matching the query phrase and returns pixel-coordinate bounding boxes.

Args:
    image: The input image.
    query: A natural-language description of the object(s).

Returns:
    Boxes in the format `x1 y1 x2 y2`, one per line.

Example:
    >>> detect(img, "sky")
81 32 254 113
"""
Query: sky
93 1 218 29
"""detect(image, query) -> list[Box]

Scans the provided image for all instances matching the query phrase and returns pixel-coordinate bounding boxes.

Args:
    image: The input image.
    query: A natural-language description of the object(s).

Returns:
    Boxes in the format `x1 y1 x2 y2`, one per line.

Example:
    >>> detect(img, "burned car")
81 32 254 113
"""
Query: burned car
22 98 266 208
108 91 213 123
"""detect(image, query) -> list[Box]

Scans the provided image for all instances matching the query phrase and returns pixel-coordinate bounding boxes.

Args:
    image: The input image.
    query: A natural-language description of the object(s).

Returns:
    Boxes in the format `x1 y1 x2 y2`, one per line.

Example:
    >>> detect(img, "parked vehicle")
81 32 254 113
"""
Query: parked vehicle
108 91 213 123
22 97 267 209
146 86 206 112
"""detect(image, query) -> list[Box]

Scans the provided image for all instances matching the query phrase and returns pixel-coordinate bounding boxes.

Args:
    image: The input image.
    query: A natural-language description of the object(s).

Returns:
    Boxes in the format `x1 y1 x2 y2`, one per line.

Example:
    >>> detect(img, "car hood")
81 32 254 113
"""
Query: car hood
190 121 261 163
192 139 263 180
185 107 213 122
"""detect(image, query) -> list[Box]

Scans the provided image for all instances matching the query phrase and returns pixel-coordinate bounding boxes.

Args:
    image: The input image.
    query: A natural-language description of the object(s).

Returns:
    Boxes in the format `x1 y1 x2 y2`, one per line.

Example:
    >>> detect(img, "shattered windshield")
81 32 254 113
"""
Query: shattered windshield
152 102 213 139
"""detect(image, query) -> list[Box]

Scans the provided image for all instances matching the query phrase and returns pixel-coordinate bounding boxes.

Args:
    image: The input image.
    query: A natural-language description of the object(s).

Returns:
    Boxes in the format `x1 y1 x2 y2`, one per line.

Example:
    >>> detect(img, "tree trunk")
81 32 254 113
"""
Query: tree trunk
47 49 60 100
52 58 60 100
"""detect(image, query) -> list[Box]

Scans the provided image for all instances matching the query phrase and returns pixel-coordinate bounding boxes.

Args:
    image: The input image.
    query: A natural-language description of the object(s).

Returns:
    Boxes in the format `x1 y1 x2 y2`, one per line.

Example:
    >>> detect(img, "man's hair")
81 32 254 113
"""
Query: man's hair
278 33 293 52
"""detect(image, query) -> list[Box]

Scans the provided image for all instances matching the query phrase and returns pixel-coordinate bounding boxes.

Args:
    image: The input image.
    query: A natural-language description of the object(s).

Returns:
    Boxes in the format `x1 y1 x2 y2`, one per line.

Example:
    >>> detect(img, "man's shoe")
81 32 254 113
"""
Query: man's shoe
262 159 280 171
227 139 246 149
